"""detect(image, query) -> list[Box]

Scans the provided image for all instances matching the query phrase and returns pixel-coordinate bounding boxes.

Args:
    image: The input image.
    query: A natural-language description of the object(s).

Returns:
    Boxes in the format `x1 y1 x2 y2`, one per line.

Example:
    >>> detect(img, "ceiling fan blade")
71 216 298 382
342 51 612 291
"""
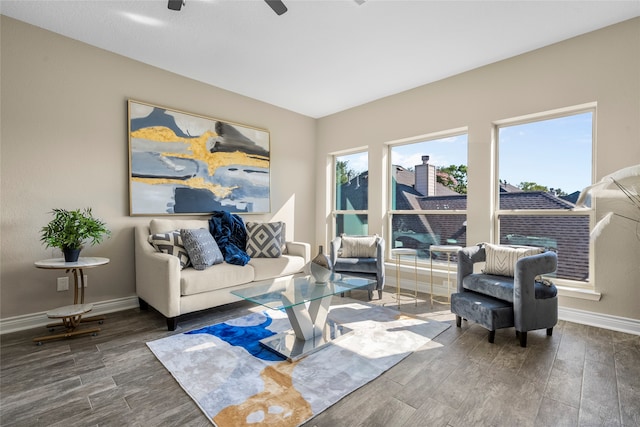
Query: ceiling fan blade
168 0 184 11
265 0 287 15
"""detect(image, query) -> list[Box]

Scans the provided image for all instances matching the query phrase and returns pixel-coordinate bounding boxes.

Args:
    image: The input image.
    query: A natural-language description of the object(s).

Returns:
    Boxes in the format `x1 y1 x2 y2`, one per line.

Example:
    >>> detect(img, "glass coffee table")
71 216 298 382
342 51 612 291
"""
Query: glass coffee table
231 273 375 361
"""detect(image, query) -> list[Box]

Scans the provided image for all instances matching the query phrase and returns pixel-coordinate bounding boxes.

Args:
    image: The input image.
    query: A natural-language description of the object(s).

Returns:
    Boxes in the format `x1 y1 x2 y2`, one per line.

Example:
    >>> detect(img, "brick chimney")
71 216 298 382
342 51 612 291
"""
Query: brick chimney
414 155 436 196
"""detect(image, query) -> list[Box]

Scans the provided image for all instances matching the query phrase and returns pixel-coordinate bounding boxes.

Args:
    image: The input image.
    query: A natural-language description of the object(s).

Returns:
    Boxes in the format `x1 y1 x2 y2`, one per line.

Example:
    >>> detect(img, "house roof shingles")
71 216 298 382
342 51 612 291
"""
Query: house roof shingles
339 167 589 281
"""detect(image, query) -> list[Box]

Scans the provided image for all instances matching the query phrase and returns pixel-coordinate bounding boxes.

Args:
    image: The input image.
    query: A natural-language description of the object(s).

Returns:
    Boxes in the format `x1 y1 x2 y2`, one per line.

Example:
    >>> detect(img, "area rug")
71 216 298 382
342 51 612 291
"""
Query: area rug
147 302 449 426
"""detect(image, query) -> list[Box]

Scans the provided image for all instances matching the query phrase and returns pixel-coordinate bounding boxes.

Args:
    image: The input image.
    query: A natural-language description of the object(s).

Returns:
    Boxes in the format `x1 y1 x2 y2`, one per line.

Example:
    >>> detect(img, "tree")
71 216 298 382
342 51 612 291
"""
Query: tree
515 182 567 196
336 160 357 185
549 188 568 197
518 182 548 192
437 164 468 194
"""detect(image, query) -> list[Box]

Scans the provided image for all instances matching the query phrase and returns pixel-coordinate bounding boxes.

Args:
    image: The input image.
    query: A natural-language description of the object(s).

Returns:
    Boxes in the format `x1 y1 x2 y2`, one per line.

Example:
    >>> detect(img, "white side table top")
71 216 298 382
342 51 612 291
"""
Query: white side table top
429 245 462 253
46 303 94 318
35 257 110 269
391 248 419 256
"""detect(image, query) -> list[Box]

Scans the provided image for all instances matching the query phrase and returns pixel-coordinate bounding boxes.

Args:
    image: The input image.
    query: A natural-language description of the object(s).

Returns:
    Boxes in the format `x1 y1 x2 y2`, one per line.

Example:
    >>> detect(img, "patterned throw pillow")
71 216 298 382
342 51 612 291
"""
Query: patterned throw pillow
340 235 378 258
483 243 544 277
245 222 283 258
148 230 190 269
180 228 224 271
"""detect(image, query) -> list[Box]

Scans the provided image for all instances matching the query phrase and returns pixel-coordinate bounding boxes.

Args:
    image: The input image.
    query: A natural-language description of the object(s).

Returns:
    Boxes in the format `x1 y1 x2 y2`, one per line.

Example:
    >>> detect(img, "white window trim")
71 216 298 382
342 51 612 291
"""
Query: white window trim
493 104 597 292
331 149 370 239
386 128 469 263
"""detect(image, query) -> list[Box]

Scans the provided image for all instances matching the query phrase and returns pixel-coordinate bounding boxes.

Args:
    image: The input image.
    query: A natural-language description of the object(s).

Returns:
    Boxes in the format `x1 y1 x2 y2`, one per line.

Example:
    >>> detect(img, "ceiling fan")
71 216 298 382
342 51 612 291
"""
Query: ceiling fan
264 0 288 15
168 0 288 16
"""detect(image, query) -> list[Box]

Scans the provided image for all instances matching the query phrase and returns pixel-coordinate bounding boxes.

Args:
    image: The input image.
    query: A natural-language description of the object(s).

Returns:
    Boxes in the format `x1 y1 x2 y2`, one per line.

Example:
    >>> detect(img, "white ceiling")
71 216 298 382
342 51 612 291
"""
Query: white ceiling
2 0 639 118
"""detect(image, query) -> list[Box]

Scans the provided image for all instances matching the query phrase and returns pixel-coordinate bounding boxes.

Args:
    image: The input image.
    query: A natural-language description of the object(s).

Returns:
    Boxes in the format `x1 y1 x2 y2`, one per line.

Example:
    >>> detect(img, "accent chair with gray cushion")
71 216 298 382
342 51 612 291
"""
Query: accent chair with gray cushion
330 235 385 300
451 243 558 347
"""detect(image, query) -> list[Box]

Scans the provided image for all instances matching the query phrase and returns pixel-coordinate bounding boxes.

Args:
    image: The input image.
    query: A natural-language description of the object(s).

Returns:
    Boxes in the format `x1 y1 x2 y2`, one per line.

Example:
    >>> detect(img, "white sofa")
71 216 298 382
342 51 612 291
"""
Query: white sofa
134 218 310 330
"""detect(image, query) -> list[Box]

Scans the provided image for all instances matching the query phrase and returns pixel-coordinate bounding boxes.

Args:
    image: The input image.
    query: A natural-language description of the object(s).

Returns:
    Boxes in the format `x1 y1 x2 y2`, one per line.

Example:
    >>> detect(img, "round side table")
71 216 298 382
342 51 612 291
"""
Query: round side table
33 257 109 345
391 248 418 308
429 245 462 307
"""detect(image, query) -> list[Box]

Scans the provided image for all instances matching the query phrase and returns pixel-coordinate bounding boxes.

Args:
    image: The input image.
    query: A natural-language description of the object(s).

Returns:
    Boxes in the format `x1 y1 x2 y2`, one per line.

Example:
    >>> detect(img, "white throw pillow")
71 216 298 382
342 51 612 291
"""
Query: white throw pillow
340 235 378 258
483 243 544 277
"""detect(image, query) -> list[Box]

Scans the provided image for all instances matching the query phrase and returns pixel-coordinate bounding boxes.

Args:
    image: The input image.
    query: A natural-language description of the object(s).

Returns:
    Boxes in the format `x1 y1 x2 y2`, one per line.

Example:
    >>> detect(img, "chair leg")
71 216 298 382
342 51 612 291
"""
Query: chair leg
378 289 383 299
519 331 527 347
367 289 373 301
456 315 462 327
547 327 553 336
488 330 496 343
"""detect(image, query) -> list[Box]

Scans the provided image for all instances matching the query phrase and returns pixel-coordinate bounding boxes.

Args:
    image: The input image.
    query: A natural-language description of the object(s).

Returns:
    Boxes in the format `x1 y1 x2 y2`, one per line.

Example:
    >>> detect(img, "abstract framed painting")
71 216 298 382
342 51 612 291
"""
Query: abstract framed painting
128 100 270 215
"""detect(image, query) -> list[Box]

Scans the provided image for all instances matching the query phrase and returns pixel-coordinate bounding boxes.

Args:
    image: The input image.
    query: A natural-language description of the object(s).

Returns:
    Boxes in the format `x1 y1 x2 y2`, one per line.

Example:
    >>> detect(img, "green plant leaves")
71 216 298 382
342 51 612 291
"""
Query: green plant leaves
40 208 110 250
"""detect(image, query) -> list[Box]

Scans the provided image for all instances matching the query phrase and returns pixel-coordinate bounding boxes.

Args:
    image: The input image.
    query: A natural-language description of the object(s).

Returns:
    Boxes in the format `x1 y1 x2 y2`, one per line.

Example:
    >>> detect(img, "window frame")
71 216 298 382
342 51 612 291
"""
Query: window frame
493 104 596 289
332 149 370 239
386 128 469 266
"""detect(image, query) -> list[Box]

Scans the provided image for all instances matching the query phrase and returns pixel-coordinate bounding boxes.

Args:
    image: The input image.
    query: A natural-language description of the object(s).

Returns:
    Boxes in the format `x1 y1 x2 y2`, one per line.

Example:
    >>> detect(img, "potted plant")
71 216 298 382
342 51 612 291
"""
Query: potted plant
40 208 111 262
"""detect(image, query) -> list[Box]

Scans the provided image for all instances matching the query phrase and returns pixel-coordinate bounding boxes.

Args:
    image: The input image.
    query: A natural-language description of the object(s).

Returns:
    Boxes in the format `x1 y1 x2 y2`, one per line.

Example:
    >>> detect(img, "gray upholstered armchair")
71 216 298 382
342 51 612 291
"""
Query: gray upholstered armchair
330 235 385 300
453 243 558 347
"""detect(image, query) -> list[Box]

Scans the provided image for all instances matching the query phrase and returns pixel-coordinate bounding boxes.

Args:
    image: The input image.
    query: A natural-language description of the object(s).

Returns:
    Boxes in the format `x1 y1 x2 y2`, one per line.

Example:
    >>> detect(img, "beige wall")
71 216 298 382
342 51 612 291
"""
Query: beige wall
316 18 640 320
0 16 316 318
2 16 639 324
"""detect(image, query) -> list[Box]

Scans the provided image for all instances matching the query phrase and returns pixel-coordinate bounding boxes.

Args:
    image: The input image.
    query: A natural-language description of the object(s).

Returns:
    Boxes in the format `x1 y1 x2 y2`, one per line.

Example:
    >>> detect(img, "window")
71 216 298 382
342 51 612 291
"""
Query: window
333 151 368 237
389 132 468 262
496 109 594 284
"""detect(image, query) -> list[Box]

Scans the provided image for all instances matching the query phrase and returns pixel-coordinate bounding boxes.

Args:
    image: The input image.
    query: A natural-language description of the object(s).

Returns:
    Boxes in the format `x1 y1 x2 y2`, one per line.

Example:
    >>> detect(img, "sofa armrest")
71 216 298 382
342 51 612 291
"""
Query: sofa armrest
375 236 385 284
514 251 558 302
285 241 311 263
457 244 486 292
134 225 182 318
513 250 558 332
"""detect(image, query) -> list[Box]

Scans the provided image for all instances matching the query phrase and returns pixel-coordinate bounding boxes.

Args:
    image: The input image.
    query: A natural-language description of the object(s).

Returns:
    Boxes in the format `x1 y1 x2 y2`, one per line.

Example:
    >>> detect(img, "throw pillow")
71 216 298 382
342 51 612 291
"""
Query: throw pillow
340 235 378 258
245 222 283 258
180 228 224 270
483 243 544 277
148 230 190 269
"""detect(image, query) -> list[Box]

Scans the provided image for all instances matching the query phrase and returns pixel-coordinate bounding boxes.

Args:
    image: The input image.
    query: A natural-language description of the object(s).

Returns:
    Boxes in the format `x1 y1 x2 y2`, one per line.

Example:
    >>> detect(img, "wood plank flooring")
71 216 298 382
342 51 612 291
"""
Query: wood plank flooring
1 290 639 426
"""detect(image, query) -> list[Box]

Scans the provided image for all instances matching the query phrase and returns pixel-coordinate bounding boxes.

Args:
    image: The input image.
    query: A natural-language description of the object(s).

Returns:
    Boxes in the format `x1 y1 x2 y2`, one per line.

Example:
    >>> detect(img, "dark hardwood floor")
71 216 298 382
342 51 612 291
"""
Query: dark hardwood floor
1 290 639 426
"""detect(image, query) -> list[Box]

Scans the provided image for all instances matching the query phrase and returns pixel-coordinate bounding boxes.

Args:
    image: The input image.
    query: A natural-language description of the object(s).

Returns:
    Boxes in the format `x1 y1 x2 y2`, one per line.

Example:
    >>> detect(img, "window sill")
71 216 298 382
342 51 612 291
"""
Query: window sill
387 261 602 301
557 285 601 301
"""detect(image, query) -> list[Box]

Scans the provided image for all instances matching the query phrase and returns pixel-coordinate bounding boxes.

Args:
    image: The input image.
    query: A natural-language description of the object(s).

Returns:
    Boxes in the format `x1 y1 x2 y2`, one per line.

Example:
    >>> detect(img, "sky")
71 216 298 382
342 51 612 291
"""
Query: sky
498 112 592 194
340 111 593 195
391 135 467 173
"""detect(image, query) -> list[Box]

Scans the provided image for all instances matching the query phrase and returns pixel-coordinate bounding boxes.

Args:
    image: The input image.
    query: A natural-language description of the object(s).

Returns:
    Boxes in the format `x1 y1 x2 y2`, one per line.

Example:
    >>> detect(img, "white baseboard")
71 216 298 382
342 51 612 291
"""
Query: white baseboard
0 296 140 335
2 294 638 337
396 281 640 336
558 306 640 336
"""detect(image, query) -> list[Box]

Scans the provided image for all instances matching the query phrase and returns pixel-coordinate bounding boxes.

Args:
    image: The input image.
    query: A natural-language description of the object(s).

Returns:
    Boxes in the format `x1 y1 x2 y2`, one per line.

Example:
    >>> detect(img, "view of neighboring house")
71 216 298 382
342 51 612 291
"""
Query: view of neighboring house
336 156 589 281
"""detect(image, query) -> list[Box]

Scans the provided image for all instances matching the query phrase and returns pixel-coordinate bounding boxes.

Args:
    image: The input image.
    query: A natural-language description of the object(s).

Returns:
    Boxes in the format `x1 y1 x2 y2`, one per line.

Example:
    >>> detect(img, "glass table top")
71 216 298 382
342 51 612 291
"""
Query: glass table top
231 273 375 310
